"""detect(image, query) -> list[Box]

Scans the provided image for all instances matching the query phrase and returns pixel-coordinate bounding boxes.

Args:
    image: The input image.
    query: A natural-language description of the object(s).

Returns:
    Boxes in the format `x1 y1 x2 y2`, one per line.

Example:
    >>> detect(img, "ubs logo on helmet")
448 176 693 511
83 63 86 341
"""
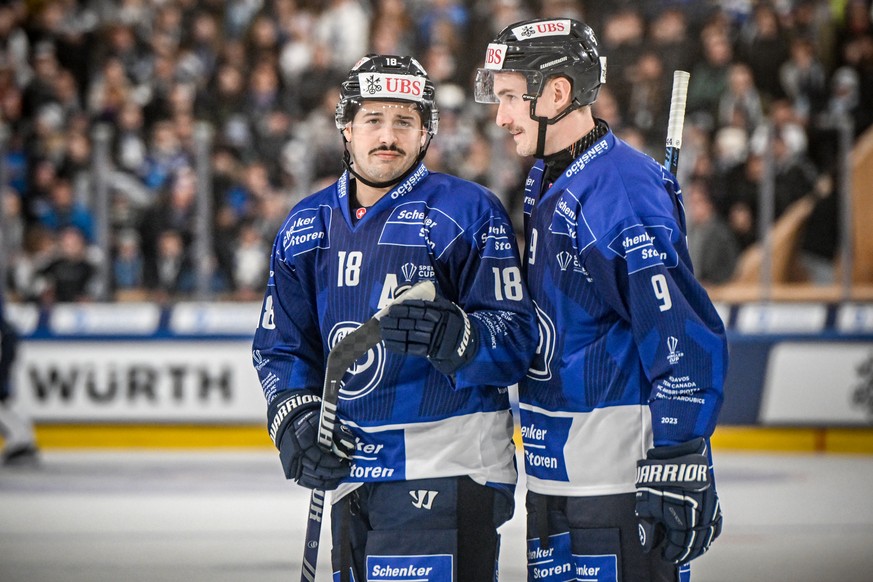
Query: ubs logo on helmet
363 74 383 95
358 73 425 100
485 43 505 67
328 321 386 400
512 19 570 40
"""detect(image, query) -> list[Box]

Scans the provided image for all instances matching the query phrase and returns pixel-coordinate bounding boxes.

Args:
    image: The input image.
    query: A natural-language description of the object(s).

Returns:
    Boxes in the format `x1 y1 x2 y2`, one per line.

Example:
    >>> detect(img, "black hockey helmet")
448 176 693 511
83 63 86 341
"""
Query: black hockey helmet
335 54 439 137
474 18 605 109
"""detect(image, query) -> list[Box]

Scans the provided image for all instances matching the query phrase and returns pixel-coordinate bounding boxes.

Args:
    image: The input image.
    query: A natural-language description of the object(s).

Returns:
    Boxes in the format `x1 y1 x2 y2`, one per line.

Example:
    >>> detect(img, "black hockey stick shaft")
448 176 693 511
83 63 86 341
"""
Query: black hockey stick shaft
300 280 436 582
664 70 690 175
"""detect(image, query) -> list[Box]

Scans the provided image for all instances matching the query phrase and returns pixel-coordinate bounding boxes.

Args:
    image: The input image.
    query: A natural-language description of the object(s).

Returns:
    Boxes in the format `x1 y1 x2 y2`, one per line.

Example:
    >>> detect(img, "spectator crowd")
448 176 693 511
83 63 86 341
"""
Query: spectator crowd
1 0 871 304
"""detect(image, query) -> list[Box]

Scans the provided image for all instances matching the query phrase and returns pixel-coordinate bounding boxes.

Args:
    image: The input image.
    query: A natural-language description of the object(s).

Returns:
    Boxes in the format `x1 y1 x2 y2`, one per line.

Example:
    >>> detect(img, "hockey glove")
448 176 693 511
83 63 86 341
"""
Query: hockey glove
380 297 478 376
267 391 356 490
635 437 723 564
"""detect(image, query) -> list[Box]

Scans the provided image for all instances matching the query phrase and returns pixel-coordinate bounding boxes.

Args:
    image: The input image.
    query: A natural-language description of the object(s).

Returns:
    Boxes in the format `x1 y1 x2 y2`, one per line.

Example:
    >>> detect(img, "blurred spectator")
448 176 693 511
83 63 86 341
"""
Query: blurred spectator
138 167 198 294
112 228 145 294
718 62 765 132
687 27 734 124
57 130 93 202
826 65 861 119
370 0 415 56
626 50 669 145
838 28 873 135
277 7 317 83
113 101 149 174
769 126 819 219
245 12 282 70
790 0 837 71
88 56 132 124
139 120 191 191
736 3 791 102
314 0 370 70
416 0 468 52
293 42 345 118
35 226 100 304
53 69 83 121
35 177 95 242
591 85 624 130
185 11 221 82
600 7 646 113
649 7 698 75
780 36 829 122
144 229 195 300
196 63 249 149
101 21 151 89
835 0 873 68
687 178 739 285
231 220 269 300
21 41 60 120
0 3 30 87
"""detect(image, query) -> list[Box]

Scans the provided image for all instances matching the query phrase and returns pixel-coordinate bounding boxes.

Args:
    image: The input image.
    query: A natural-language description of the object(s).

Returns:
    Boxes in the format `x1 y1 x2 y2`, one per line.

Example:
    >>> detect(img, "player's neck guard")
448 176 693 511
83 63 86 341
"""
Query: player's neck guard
542 118 609 183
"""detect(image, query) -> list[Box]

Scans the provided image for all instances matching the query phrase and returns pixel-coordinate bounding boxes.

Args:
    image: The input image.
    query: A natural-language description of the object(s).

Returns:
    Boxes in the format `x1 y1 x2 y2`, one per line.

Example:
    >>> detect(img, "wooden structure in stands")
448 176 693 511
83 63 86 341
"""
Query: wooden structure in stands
708 125 873 302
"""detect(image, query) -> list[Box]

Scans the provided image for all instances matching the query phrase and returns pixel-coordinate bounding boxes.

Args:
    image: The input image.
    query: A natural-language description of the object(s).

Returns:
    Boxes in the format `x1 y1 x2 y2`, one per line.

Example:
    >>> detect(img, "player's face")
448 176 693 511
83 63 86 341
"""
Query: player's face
492 72 540 158
344 101 426 184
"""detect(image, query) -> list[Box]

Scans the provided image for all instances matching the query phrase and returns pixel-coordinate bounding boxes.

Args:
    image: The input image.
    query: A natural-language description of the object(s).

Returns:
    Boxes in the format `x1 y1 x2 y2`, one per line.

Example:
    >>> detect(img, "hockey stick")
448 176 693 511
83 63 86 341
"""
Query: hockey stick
300 280 437 582
664 70 690 175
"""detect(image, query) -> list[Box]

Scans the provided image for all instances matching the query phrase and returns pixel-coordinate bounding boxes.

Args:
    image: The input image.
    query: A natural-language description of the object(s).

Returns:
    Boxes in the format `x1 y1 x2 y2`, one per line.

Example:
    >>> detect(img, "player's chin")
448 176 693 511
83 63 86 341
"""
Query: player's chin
365 166 406 184
514 142 533 157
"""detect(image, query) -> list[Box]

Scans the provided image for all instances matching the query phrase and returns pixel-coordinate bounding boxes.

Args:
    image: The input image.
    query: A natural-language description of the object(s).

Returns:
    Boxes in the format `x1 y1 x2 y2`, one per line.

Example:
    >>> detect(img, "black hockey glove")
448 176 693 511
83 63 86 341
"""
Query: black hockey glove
635 437 723 564
380 297 478 376
267 391 356 490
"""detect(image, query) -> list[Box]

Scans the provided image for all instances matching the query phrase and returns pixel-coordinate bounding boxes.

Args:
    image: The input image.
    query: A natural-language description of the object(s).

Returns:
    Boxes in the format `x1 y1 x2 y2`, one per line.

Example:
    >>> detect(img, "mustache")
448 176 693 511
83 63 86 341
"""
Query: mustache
369 144 406 156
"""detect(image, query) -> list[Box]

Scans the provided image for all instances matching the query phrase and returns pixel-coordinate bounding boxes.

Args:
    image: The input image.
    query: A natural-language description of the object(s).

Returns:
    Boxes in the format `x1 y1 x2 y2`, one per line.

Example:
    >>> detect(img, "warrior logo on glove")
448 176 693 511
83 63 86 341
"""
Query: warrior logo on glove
635 438 723 564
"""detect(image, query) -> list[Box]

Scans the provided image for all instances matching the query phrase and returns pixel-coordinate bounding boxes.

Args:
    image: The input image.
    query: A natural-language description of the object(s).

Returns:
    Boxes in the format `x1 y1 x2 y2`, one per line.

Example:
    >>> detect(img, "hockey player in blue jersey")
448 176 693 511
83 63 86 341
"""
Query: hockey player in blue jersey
252 54 537 581
475 18 727 582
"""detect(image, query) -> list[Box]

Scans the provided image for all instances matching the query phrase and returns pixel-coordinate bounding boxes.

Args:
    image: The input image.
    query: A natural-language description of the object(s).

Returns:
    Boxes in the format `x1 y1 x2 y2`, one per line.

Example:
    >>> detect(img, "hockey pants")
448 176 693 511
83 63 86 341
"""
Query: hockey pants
525 491 690 582
330 476 514 582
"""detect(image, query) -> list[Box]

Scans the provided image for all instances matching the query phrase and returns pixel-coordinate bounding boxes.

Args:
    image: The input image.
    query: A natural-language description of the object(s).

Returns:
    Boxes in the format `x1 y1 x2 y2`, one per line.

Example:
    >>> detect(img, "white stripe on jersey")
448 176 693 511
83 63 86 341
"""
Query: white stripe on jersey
521 403 654 497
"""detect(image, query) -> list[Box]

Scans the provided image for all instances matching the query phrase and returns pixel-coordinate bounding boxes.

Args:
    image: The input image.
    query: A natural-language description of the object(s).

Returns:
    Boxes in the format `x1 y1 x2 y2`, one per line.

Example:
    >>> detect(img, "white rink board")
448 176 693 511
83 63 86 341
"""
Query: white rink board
15 341 264 422
759 342 873 424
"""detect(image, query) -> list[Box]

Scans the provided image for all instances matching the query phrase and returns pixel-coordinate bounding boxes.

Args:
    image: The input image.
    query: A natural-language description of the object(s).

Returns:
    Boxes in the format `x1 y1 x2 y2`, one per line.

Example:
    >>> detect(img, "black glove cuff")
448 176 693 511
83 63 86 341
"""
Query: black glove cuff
647 437 707 459
267 391 322 447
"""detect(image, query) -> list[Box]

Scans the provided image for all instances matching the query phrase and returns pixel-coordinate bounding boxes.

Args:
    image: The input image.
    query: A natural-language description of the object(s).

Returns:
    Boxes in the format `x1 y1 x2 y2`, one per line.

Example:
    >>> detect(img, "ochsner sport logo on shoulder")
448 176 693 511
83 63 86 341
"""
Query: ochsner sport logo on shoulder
513 19 571 40
358 73 425 102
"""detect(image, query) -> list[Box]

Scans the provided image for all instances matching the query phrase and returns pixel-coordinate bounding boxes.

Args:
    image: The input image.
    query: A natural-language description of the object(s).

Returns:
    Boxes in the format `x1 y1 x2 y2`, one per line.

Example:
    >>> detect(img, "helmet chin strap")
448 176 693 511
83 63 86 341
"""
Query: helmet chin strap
527 96 580 159
341 133 434 190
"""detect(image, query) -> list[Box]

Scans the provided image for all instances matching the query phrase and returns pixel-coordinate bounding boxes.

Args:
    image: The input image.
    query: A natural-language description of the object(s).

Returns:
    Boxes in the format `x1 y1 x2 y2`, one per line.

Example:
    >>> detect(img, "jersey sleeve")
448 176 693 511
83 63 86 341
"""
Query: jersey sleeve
251 233 325 406
583 209 727 446
444 198 537 390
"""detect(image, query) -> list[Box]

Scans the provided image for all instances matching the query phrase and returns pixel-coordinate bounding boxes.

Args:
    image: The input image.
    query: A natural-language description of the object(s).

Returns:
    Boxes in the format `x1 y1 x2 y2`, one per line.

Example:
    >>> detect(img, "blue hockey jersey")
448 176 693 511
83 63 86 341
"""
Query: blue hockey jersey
518 131 728 497
252 163 537 496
